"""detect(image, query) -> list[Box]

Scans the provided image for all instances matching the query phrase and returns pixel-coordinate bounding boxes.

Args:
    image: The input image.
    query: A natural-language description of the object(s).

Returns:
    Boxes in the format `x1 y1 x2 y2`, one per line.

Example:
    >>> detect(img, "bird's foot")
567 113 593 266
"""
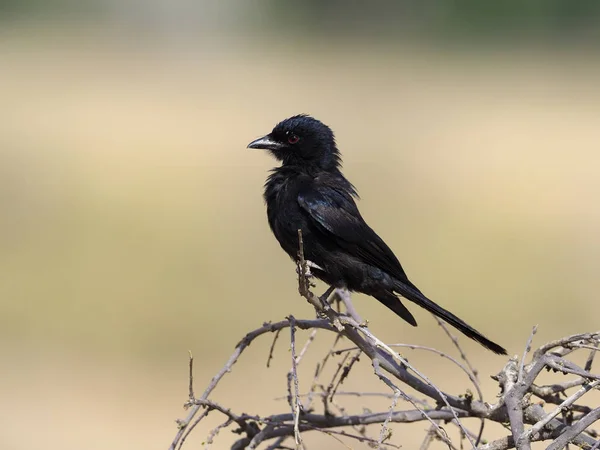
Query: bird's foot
296 260 323 279
296 265 313 279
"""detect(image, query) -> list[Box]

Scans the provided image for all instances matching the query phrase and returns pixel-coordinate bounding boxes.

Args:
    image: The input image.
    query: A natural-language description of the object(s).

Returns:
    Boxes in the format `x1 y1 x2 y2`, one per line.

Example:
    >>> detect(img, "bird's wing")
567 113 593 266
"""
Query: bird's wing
297 182 412 285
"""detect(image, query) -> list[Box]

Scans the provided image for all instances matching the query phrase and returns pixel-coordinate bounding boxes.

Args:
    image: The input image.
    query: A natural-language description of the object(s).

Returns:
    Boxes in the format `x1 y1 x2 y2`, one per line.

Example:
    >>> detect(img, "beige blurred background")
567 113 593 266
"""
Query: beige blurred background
1 2 600 449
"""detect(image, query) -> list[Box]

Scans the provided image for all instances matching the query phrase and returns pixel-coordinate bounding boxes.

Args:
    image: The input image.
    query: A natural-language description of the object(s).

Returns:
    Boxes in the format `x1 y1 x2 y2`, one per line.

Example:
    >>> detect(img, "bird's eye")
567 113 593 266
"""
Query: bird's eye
288 134 300 144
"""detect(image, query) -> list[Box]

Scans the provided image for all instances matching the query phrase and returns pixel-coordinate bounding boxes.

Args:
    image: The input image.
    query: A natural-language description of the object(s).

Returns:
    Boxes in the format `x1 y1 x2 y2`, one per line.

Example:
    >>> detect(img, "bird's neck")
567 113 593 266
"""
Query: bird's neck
268 164 353 190
278 154 342 173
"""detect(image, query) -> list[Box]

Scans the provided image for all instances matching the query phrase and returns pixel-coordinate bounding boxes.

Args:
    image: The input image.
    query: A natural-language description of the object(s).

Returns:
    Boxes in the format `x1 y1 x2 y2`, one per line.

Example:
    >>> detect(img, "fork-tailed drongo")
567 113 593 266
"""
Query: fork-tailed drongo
248 114 506 355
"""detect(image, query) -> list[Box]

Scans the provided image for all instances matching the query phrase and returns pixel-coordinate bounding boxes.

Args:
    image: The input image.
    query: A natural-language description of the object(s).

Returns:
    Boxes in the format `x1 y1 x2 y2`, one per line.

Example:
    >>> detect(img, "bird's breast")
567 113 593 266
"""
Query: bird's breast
264 171 314 259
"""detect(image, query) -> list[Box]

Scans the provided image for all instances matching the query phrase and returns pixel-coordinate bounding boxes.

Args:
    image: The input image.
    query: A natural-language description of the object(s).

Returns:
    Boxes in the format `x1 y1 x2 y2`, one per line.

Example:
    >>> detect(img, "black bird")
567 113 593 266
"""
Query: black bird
248 114 506 355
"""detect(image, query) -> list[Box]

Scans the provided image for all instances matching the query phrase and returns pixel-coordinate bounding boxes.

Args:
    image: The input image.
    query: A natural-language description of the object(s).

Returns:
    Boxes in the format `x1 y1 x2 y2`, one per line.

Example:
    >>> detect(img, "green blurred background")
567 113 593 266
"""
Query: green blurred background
1 1 600 449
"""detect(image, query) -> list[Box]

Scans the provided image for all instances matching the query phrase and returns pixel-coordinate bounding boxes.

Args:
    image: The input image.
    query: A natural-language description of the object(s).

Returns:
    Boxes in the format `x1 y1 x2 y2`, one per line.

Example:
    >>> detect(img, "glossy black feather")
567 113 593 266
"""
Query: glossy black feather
297 179 413 287
251 114 507 355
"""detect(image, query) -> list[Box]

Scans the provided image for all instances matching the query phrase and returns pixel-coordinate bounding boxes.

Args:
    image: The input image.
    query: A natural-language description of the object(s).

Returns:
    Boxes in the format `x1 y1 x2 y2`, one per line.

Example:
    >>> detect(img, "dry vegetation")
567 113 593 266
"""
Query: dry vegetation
169 242 599 449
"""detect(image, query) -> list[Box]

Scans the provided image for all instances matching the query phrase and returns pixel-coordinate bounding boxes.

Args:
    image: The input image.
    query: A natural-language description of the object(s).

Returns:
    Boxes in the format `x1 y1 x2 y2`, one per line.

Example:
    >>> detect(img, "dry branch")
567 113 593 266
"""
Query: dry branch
169 231 600 450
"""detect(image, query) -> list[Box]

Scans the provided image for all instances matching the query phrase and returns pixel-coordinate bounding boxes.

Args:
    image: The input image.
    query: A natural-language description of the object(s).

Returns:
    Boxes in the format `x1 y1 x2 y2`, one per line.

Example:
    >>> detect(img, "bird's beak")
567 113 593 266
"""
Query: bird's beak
247 135 284 151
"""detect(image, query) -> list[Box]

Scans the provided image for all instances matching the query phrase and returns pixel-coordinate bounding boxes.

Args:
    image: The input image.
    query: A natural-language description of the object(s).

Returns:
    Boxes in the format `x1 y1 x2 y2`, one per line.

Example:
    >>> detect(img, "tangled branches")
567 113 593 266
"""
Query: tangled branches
169 231 600 450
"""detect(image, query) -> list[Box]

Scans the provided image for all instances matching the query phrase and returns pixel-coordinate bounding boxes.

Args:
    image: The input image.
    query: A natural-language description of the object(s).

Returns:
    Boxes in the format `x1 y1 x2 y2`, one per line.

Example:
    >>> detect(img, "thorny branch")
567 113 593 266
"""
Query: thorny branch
169 231 600 450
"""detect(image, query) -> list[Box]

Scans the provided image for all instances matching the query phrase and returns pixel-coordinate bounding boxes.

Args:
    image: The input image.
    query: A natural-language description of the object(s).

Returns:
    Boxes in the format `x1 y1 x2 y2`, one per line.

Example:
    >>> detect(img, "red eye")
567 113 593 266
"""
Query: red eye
288 134 299 144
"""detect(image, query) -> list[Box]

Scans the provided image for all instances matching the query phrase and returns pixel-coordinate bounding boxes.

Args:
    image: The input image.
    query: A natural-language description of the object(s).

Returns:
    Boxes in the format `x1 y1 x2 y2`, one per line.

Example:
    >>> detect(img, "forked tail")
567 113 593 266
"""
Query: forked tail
392 281 507 355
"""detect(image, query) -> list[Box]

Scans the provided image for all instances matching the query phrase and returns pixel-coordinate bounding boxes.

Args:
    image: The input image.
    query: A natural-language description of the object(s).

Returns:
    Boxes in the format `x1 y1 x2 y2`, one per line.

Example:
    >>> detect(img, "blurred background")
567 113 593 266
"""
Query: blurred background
1 1 600 449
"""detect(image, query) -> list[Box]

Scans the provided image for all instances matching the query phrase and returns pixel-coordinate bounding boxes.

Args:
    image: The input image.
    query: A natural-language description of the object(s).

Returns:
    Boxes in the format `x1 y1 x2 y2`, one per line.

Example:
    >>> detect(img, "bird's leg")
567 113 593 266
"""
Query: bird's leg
334 288 365 325
315 285 349 329
330 289 342 313
305 286 334 320
319 286 336 305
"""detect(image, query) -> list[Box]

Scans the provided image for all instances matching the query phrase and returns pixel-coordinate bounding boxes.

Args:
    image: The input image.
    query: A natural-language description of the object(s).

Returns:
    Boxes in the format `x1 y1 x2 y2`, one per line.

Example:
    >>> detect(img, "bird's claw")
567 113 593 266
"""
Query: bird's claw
296 264 314 279
297 260 324 276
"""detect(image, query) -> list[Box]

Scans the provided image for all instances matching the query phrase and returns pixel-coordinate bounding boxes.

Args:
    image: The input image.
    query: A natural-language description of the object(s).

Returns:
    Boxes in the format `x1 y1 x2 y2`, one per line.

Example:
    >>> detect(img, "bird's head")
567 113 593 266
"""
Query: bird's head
247 114 341 170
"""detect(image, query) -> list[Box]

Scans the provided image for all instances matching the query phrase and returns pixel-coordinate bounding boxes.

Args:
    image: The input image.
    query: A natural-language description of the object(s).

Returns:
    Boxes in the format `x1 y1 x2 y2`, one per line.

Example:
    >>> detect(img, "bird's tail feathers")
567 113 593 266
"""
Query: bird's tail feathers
393 281 507 355
374 292 418 327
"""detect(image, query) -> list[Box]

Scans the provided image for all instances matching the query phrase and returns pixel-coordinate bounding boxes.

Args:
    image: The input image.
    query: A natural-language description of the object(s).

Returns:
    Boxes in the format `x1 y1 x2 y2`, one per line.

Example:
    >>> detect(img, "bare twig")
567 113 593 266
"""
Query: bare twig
533 333 600 360
306 334 342 413
545 355 600 380
329 350 361 401
303 424 403 449
545 407 600 450
377 379 401 448
267 328 282 368
188 351 195 402
296 329 318 365
204 419 232 450
169 318 333 450
296 230 313 302
429 317 486 446
519 325 538 382
496 357 530 450
585 342 599 372
420 423 440 450
434 317 480 381
277 391 406 402
532 378 588 397
352 319 477 448
289 316 304 448
325 352 349 398
192 399 257 431
526 381 600 441
177 408 210 450
388 343 483 401
372 359 453 449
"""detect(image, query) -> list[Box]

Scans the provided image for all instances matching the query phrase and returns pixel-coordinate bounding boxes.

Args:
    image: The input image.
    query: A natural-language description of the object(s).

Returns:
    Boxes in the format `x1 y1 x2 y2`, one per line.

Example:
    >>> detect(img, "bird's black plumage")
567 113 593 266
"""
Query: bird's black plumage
248 114 507 355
